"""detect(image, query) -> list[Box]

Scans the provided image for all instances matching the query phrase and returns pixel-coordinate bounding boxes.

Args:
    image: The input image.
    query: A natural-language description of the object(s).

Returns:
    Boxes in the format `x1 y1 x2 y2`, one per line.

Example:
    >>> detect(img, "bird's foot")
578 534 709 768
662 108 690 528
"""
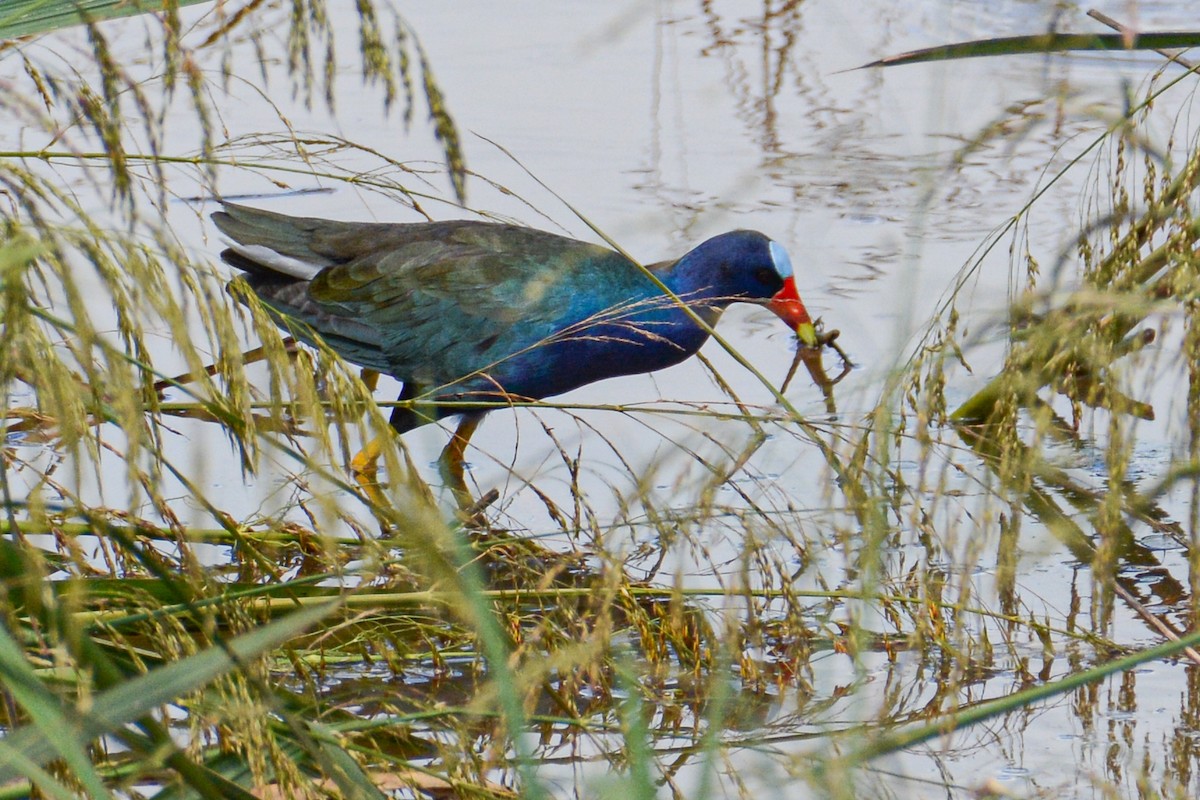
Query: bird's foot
351 437 395 516
437 415 490 520
456 488 500 529
439 454 493 525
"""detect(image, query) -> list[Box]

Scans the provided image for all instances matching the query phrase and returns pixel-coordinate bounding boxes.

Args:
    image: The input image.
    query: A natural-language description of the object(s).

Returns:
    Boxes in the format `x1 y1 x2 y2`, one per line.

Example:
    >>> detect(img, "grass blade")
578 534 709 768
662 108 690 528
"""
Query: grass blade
0 601 340 786
860 31 1200 69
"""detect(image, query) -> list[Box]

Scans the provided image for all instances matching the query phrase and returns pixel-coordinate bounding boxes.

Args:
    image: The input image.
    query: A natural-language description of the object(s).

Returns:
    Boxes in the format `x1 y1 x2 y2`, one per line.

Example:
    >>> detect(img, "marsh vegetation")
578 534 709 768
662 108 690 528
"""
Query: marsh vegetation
2 2 1200 798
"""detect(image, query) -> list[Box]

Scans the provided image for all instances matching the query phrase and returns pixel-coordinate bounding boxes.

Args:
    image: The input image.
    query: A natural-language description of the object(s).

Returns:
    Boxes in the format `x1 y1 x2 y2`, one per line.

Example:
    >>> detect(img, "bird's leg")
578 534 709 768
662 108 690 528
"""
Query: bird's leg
350 434 388 506
438 415 481 511
347 369 384 481
350 379 415 508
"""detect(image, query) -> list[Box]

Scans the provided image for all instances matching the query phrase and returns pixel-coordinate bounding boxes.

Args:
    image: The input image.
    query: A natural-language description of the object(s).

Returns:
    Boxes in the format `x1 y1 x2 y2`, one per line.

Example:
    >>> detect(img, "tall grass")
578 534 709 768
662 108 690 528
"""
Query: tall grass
1 3 1200 799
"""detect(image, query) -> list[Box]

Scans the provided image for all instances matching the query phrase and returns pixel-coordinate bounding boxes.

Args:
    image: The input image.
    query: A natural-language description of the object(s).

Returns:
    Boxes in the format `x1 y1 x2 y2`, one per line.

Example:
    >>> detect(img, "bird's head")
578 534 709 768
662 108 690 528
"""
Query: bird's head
673 231 817 346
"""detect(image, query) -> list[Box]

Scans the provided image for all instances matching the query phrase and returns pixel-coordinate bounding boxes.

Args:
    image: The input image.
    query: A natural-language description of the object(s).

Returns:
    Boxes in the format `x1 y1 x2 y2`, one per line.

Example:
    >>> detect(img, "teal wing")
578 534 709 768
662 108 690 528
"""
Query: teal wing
308 223 639 386
215 203 641 386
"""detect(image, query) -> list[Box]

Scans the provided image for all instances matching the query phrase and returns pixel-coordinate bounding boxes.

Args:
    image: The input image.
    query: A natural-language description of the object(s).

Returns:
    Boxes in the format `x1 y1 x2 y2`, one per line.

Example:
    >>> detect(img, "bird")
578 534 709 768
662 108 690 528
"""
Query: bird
211 201 817 505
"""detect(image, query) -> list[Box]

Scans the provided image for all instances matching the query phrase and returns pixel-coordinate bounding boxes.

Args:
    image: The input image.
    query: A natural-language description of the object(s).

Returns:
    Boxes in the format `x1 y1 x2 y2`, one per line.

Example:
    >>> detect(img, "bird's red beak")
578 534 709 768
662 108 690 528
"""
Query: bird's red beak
769 276 818 346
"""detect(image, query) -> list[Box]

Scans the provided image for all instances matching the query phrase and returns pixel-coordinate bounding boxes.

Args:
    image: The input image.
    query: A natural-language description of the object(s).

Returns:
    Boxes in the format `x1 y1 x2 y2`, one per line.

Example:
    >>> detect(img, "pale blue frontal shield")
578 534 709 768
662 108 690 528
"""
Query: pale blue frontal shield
768 240 794 279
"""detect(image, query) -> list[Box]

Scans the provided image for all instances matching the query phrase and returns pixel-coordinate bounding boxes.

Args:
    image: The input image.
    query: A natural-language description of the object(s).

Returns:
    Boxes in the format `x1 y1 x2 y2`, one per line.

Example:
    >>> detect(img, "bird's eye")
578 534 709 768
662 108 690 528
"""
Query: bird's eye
753 267 778 286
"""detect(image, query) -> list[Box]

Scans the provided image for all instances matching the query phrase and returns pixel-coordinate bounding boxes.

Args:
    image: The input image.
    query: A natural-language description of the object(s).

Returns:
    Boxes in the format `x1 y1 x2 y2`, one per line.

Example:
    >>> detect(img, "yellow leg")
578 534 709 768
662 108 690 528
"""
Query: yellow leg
348 370 389 507
351 434 389 509
438 416 481 510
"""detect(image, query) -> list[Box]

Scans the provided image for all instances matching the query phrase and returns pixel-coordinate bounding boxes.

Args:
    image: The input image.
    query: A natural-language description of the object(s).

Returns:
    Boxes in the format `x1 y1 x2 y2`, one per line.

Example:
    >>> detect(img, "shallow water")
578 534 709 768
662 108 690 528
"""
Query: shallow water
7 1 1200 797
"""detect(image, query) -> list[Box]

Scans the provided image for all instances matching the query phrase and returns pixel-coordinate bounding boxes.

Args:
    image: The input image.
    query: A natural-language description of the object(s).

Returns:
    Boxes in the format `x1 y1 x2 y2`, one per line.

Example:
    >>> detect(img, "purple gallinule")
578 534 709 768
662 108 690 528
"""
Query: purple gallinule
212 202 817 502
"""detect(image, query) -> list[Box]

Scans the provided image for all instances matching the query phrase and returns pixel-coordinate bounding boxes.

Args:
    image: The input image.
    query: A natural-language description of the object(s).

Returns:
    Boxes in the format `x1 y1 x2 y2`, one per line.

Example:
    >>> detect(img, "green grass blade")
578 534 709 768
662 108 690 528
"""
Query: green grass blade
305 720 389 800
0 601 340 786
0 744 83 800
0 0 211 40
860 31 1200 69
830 625 1200 769
0 623 114 798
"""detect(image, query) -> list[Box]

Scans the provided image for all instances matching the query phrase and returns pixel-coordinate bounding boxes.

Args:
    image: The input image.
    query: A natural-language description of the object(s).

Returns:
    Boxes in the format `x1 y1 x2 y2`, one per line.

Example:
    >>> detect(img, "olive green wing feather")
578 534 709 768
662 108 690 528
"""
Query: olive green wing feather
306 223 634 385
215 203 636 385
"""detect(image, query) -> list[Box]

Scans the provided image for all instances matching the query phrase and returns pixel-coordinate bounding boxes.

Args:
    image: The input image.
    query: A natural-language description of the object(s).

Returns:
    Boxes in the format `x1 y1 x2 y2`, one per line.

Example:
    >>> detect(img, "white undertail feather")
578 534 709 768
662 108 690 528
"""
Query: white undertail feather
228 243 326 280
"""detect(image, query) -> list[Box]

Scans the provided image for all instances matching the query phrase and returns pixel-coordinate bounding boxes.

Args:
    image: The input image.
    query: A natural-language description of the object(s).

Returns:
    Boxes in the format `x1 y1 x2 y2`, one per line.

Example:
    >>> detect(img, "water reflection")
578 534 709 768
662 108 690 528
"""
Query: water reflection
7 1 1200 797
